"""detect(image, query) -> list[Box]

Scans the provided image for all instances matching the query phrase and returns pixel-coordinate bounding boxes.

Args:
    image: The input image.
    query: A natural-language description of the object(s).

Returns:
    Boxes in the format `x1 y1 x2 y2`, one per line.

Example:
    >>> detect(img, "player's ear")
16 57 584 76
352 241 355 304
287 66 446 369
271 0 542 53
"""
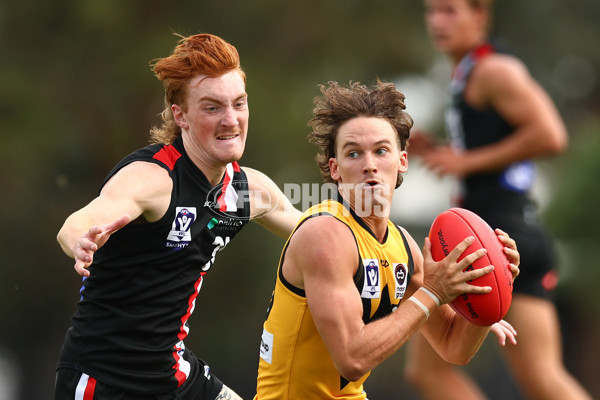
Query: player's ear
172 104 189 130
398 151 408 174
329 158 341 182
473 5 489 33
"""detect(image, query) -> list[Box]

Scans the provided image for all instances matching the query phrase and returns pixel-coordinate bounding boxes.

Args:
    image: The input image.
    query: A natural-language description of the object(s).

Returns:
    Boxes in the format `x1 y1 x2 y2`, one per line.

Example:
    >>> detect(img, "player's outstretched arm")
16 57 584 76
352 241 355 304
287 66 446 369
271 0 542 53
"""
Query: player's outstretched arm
57 161 172 276
59 214 131 277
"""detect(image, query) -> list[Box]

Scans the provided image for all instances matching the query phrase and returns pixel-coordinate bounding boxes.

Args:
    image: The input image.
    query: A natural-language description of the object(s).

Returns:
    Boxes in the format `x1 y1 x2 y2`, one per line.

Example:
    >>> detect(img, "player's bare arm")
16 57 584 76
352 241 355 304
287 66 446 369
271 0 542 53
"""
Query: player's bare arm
459 54 567 173
421 55 567 178
284 215 415 381
244 166 302 239
57 161 173 276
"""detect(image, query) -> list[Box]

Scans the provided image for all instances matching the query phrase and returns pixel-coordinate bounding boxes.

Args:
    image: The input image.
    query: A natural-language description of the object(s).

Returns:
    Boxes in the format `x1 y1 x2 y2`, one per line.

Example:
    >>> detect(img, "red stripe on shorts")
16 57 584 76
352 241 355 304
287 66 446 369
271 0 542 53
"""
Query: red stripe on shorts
83 376 96 400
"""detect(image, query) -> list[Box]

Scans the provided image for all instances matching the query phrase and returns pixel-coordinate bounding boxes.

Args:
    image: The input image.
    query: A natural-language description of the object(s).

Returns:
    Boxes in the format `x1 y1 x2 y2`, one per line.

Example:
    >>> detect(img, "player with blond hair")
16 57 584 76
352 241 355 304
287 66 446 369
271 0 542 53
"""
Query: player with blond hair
405 1 592 399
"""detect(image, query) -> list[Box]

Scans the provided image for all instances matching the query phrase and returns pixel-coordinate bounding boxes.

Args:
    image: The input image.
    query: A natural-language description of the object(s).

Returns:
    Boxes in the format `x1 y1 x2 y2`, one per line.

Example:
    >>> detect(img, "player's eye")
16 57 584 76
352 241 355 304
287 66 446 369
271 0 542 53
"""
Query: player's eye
235 98 248 108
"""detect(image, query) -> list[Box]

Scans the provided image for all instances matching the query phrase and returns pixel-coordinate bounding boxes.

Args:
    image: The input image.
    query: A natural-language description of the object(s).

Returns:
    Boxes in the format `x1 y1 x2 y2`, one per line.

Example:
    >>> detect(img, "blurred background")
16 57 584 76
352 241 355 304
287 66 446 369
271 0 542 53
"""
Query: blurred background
1 0 599 398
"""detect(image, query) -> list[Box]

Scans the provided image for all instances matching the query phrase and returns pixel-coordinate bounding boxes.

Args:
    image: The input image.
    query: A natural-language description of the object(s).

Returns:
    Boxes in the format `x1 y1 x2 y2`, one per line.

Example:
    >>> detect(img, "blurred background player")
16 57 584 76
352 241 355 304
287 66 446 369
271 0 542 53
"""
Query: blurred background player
404 0 593 399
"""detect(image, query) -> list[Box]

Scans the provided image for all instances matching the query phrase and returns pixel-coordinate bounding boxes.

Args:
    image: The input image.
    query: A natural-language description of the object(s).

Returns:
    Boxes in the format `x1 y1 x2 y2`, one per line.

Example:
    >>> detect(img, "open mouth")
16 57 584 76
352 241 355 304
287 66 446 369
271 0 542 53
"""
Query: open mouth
364 180 381 187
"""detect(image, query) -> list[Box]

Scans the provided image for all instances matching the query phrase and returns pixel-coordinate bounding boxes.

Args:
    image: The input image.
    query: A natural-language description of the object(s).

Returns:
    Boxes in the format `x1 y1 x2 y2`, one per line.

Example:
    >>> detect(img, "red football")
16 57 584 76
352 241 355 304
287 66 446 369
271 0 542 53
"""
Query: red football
429 208 513 326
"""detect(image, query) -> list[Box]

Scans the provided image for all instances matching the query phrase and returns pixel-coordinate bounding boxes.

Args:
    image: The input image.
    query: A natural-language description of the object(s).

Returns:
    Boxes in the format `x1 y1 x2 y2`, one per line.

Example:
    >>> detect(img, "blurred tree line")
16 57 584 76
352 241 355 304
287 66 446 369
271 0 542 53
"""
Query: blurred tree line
0 0 598 399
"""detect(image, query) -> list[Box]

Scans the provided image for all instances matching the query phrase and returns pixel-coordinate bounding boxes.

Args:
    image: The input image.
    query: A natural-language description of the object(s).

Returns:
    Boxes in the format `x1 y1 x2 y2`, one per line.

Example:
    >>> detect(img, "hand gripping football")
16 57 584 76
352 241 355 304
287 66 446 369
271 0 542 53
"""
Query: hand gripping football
429 208 513 326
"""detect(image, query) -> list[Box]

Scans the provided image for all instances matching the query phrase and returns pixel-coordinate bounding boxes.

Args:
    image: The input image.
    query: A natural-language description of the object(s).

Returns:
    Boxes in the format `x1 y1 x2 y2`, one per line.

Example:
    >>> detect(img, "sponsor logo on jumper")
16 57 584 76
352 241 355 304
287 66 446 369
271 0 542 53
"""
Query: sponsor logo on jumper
361 259 380 299
394 263 408 299
166 207 196 250
207 217 244 230
207 218 218 230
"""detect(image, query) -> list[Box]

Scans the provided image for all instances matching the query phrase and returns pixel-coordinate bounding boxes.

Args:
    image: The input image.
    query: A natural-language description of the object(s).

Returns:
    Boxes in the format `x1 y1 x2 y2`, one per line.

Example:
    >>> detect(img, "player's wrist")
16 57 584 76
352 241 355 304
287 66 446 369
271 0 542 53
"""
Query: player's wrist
421 284 445 305
419 286 441 306
408 287 441 320
407 296 430 319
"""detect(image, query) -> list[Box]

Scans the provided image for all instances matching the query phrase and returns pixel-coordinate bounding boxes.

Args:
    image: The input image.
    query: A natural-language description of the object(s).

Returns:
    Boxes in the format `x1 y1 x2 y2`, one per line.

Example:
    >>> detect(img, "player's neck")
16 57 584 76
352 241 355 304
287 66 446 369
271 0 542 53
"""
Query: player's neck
181 134 233 186
361 215 389 243
449 37 487 66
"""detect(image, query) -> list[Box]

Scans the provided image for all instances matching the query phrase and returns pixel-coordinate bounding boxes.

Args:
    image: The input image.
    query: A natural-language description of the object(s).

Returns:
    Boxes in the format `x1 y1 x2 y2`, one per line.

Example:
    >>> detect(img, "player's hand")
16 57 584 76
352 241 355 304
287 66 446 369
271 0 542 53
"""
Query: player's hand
495 228 520 281
421 236 493 305
421 146 468 177
73 215 131 277
490 319 517 346
408 130 436 156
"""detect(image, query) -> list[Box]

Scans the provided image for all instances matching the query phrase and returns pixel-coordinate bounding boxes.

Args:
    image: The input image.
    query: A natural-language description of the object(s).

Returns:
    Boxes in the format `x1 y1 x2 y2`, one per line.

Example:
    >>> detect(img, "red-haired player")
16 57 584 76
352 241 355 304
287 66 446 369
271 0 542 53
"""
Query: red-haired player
54 34 301 400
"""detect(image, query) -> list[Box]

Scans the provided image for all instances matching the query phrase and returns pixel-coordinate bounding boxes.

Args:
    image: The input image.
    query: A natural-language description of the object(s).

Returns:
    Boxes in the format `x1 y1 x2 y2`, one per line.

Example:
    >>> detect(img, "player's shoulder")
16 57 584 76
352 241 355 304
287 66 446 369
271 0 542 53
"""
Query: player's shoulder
471 53 533 103
239 165 261 178
117 160 171 180
475 53 530 84
294 214 355 252
286 213 358 276
240 165 283 208
299 212 352 236
104 160 172 198
241 166 275 189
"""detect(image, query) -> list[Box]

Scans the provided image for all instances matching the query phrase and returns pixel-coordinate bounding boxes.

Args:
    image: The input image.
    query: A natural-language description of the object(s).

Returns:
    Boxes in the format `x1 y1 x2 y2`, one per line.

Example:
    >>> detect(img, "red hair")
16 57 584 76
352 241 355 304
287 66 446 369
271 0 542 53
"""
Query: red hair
149 34 246 144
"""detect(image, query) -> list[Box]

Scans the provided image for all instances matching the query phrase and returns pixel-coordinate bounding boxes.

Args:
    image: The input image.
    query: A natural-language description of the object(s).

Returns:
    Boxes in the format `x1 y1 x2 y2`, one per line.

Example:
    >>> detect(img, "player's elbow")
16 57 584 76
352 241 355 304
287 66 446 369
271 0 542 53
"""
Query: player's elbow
56 224 76 258
448 354 473 366
336 359 370 383
56 228 67 249
545 132 568 155
441 348 475 366
540 125 569 156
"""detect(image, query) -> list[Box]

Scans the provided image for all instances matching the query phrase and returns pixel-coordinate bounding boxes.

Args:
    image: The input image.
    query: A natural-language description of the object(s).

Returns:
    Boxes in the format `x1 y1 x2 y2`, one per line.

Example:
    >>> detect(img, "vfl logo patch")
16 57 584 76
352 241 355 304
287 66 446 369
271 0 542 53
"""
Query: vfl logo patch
361 259 380 299
166 207 197 251
259 328 274 364
394 263 408 299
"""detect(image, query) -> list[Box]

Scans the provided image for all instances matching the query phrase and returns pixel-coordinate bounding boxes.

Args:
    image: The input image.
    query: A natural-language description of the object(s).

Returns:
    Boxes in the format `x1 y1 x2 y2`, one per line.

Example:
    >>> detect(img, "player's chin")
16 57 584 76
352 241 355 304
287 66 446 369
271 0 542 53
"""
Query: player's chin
217 142 246 162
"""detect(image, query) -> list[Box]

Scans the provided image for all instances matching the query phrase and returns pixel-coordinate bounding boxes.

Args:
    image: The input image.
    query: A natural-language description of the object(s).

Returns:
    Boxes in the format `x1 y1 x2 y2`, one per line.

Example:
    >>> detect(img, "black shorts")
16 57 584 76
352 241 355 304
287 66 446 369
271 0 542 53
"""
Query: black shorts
503 224 557 299
464 195 558 300
55 357 223 400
